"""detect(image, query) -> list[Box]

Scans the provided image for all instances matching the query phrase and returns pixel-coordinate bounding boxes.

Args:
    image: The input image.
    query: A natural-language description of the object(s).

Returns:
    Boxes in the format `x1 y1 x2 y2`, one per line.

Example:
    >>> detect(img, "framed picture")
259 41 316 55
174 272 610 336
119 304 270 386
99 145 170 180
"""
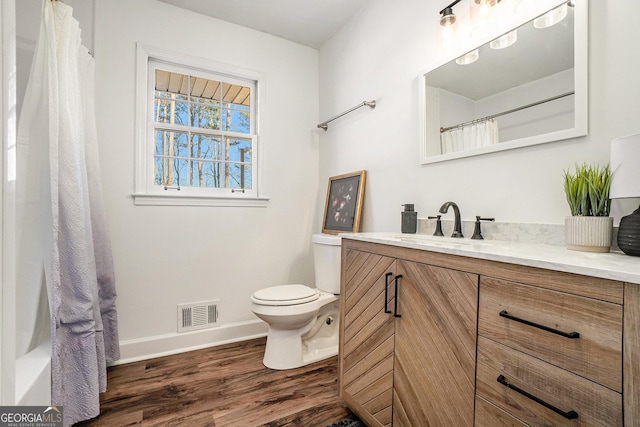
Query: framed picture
322 170 367 235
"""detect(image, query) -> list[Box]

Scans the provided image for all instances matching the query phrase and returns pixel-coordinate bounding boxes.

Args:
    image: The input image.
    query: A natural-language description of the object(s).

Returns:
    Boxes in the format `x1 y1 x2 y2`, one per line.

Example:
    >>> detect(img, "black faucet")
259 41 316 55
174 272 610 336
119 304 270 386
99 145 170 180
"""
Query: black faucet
439 201 463 238
428 215 444 236
471 216 495 240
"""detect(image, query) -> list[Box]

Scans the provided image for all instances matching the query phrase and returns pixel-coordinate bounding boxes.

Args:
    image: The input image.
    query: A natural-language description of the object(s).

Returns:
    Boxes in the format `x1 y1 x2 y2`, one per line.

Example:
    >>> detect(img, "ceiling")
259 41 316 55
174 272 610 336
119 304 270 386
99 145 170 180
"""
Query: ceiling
156 0 370 49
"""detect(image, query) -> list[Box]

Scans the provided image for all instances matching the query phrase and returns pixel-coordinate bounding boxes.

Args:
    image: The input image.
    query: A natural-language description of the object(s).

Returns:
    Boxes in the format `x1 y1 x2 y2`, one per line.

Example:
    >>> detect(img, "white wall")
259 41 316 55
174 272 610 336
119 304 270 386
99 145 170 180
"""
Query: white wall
318 0 640 229
94 0 320 359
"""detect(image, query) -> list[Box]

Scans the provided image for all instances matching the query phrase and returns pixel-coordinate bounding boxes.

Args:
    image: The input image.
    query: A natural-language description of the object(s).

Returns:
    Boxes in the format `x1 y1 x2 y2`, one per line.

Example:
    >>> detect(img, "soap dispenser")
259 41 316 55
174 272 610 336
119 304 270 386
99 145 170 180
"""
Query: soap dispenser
401 204 417 234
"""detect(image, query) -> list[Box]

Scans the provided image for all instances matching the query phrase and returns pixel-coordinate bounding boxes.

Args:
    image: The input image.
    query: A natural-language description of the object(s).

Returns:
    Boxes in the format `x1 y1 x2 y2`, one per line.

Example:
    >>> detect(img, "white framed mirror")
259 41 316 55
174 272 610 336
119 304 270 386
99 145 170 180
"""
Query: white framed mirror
419 0 588 164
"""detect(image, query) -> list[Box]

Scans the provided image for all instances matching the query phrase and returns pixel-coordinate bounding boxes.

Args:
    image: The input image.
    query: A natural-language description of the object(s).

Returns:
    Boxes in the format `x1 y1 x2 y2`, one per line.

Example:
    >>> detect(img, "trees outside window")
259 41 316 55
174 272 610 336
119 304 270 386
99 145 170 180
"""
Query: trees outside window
152 66 254 192
134 46 266 207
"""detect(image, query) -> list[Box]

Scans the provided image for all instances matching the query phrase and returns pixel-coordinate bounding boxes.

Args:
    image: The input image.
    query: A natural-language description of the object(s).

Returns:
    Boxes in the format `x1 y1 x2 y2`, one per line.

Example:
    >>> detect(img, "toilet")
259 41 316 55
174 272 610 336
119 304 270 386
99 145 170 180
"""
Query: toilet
251 234 341 370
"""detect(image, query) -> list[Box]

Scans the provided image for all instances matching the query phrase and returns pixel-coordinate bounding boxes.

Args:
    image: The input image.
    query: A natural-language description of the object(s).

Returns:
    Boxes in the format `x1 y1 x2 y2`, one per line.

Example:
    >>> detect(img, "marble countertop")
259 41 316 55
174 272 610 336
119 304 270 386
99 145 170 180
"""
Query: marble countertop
340 232 640 285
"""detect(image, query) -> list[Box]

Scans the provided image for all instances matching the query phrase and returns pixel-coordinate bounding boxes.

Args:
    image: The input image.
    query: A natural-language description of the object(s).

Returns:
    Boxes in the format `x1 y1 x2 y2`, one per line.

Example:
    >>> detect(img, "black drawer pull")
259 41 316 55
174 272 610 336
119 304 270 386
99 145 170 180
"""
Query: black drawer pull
384 272 393 314
497 375 578 420
499 310 580 339
394 275 402 318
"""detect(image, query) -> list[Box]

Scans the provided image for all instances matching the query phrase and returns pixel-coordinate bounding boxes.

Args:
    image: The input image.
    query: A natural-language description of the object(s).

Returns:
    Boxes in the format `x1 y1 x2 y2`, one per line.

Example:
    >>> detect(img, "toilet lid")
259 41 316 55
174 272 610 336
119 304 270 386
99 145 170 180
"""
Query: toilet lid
252 284 319 306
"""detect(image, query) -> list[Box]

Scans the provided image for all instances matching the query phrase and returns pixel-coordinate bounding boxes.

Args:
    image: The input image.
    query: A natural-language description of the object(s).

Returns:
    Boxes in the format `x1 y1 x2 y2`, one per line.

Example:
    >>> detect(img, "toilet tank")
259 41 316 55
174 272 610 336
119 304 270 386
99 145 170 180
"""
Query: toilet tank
312 234 342 294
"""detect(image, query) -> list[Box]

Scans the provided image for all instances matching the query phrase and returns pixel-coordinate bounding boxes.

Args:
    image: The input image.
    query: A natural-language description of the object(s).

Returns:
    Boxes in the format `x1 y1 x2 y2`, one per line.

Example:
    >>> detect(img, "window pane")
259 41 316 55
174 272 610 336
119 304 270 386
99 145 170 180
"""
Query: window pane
221 107 250 133
227 137 252 163
228 164 252 190
154 98 189 125
197 78 221 101
190 102 220 130
168 158 188 186
155 130 188 157
189 161 252 189
155 91 188 102
155 69 189 100
221 82 251 106
191 161 223 188
190 134 222 160
154 157 166 185
193 97 220 107
154 157 188 187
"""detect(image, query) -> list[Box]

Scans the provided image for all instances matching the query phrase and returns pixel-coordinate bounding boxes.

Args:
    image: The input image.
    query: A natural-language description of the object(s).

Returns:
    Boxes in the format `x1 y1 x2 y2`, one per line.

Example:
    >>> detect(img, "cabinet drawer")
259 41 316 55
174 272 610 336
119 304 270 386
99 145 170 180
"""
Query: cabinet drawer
478 276 622 391
477 337 622 426
475 396 527 427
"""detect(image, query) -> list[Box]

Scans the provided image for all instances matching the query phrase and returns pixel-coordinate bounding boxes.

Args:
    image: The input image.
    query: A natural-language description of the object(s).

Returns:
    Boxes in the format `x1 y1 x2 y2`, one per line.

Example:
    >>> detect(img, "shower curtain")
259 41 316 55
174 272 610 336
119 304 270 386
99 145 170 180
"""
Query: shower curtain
441 118 500 154
16 1 119 425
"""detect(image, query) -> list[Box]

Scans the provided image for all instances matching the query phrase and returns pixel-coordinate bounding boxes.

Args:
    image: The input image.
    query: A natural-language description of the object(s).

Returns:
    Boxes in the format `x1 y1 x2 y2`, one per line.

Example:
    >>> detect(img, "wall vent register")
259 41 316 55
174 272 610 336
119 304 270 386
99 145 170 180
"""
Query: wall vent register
177 300 220 332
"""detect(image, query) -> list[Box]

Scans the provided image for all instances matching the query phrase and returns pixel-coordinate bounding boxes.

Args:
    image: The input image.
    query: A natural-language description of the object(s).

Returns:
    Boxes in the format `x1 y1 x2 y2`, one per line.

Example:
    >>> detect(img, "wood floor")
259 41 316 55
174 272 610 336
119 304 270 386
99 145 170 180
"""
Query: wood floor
75 337 354 426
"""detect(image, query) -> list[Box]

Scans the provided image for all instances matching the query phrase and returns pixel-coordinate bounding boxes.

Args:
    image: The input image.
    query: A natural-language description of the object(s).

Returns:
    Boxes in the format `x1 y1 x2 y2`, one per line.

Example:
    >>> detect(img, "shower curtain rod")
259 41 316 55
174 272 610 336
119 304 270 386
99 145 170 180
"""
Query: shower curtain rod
440 91 575 133
317 100 376 131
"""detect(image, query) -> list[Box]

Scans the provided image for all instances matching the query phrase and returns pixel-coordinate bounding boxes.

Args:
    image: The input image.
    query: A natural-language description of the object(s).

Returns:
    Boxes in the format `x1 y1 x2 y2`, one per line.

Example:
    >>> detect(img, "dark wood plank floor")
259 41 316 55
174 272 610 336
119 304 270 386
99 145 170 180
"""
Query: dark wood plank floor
75 337 354 426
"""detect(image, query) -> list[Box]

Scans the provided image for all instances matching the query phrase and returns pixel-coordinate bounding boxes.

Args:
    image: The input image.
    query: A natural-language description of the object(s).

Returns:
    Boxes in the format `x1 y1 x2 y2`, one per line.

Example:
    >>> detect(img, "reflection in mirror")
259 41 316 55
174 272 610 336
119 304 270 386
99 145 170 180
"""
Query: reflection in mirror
420 1 587 164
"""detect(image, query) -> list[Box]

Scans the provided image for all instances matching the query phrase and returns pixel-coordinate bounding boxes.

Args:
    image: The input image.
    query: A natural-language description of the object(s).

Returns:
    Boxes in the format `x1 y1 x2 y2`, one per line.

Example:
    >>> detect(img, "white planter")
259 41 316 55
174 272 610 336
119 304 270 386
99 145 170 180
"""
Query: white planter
565 216 614 253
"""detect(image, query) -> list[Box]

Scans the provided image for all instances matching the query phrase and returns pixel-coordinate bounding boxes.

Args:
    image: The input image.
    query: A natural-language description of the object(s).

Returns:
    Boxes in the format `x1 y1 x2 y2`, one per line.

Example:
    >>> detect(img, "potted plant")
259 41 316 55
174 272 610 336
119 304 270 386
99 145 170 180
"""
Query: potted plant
563 163 613 252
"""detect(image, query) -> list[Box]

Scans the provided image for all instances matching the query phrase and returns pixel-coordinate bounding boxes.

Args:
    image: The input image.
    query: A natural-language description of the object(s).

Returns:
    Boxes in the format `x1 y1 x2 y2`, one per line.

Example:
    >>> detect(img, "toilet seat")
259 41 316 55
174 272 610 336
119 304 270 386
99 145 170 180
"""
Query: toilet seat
251 284 320 306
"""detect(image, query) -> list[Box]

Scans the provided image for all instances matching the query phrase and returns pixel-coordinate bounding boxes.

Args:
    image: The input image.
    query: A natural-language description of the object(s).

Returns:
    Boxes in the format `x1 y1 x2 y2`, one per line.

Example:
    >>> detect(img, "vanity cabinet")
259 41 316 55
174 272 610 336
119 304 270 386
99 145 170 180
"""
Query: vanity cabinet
339 238 640 427
339 240 478 427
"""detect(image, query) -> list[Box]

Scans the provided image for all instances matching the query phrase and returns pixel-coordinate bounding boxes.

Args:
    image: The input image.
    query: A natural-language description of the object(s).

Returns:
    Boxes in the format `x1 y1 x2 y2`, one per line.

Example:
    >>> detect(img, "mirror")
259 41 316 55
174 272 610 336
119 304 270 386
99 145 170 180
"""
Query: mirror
419 1 587 164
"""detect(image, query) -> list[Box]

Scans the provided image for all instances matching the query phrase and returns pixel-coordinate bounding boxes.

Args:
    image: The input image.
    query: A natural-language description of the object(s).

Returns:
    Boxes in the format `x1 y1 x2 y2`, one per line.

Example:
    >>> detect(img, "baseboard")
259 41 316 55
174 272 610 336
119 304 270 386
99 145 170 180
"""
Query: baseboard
113 319 268 365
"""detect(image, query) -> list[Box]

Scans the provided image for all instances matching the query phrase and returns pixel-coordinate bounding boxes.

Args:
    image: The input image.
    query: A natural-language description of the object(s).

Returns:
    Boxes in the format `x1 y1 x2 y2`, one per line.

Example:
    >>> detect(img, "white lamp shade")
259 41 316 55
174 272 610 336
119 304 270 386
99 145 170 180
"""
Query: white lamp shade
610 133 640 199
456 49 479 65
490 30 518 50
534 3 568 29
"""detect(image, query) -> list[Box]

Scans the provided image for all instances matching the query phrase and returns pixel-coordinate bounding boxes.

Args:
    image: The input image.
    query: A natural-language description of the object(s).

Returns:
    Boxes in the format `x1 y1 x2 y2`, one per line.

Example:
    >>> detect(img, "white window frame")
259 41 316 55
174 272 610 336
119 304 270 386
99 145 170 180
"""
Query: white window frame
133 44 269 207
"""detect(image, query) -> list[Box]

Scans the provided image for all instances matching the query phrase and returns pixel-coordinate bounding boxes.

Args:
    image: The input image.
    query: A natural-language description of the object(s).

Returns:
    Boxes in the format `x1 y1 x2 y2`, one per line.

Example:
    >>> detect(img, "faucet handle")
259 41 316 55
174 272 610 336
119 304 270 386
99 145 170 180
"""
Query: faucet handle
471 216 495 240
428 215 444 236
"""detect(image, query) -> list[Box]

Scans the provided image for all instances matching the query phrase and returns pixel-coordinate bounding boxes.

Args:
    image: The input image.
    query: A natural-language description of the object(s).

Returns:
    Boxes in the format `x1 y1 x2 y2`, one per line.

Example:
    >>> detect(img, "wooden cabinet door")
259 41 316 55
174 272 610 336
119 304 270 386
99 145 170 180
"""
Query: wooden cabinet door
393 260 479 427
340 248 397 427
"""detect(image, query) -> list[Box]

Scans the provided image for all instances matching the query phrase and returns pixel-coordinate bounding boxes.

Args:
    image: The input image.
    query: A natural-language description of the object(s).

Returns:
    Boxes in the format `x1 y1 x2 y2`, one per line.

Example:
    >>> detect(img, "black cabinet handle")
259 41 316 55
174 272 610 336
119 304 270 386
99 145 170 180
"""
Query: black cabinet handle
393 275 402 318
499 310 580 339
384 272 393 314
497 375 578 420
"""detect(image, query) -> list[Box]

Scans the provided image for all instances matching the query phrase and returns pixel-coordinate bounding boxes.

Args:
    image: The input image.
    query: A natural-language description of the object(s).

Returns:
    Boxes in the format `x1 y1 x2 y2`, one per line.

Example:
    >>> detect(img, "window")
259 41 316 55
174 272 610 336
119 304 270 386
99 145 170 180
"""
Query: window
134 45 267 206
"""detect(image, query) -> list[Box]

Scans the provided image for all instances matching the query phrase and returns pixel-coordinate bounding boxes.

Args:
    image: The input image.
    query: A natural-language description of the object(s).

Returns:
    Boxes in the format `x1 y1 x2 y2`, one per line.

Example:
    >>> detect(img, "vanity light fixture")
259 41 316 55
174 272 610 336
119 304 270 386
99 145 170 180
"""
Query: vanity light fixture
610 133 640 257
456 49 479 65
474 0 500 6
440 0 461 26
474 0 501 15
490 29 518 49
534 2 569 28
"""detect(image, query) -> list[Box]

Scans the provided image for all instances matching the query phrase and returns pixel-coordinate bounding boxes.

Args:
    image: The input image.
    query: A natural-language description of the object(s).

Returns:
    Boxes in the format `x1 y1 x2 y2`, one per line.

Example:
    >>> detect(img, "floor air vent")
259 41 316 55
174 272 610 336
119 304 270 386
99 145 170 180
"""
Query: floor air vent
177 300 220 333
